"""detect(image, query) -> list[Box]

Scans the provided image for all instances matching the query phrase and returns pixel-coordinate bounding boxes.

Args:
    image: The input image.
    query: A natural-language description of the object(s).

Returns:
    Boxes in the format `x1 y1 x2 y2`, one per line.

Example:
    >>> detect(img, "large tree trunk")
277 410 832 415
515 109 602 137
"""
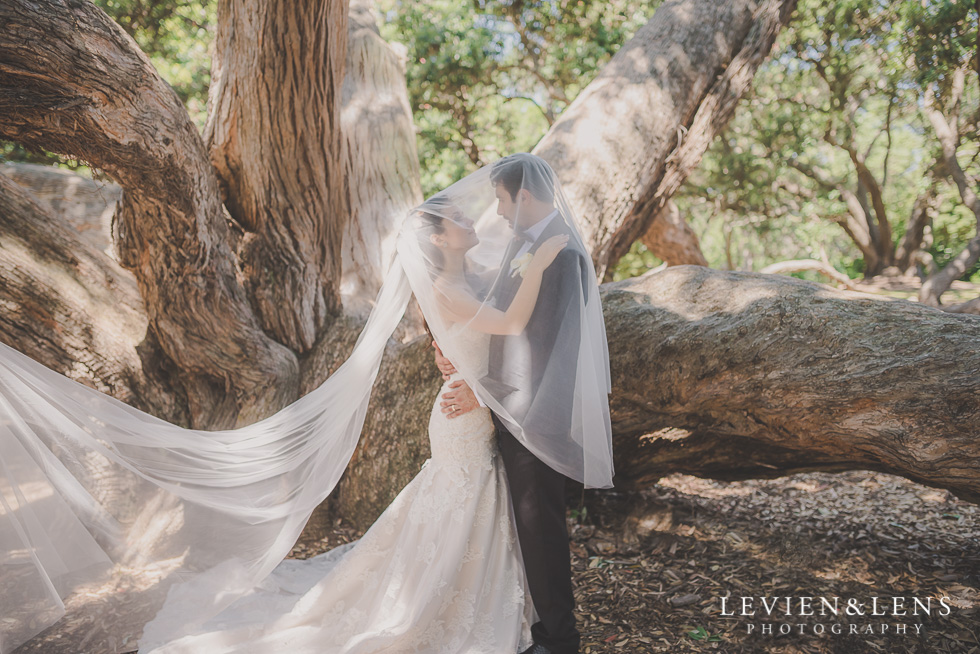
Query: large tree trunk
0 0 299 428
205 0 350 352
534 0 799 278
339 0 424 319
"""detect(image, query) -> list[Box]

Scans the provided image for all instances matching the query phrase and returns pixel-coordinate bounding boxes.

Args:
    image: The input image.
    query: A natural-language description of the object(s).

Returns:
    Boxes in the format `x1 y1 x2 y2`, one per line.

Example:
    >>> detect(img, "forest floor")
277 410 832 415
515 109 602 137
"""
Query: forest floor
290 470 980 654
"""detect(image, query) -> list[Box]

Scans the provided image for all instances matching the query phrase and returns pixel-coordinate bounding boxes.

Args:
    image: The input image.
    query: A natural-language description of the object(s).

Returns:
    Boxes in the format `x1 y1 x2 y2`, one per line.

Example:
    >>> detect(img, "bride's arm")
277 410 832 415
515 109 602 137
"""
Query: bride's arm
438 235 568 335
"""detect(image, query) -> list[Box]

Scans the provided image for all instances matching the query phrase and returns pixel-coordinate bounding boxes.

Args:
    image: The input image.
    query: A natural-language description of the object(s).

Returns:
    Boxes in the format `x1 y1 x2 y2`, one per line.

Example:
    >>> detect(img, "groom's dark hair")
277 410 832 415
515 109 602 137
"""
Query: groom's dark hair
489 154 556 204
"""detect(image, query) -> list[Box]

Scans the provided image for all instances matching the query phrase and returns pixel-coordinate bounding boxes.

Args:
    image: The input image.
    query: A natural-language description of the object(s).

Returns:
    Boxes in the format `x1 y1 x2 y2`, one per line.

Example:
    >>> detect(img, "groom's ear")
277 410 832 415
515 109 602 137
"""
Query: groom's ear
517 188 532 205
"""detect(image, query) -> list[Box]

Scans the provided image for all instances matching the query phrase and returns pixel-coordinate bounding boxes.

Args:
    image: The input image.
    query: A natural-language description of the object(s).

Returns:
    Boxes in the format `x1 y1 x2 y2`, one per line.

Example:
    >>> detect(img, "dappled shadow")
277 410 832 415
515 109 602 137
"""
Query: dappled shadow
571 470 979 652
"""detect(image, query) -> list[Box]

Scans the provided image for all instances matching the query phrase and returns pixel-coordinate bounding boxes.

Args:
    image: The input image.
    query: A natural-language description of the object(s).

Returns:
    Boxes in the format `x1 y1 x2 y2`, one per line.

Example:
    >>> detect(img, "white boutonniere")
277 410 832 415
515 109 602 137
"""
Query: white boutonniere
509 252 534 278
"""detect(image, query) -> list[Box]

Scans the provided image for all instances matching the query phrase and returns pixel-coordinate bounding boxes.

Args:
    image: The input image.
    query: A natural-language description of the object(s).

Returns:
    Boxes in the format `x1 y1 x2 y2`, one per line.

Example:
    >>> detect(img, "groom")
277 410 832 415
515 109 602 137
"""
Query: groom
435 153 587 654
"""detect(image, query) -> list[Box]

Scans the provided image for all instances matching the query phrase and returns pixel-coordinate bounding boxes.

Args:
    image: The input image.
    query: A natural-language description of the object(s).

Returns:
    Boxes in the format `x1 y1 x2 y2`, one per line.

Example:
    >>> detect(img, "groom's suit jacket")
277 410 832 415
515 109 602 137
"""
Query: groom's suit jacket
482 213 591 449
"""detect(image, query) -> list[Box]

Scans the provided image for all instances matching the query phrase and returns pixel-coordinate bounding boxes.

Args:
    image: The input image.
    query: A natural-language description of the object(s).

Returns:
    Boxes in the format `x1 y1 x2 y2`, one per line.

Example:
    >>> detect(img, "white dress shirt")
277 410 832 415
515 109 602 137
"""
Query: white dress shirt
514 209 560 259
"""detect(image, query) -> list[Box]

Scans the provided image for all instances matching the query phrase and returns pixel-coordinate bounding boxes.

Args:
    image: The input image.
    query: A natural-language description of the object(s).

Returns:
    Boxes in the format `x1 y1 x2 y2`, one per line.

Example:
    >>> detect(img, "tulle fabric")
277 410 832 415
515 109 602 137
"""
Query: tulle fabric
0 264 412 652
143 329 534 653
398 153 614 489
0 152 611 653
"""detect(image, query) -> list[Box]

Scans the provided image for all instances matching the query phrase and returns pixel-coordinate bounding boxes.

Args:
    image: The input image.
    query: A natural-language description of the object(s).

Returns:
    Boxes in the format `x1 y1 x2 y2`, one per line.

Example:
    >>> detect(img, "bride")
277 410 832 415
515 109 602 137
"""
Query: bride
0 154 612 654
147 202 569 654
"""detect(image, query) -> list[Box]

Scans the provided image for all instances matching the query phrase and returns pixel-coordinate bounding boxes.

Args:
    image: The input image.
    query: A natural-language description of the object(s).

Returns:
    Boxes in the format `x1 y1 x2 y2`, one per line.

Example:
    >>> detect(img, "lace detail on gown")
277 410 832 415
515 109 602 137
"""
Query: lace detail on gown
144 328 533 654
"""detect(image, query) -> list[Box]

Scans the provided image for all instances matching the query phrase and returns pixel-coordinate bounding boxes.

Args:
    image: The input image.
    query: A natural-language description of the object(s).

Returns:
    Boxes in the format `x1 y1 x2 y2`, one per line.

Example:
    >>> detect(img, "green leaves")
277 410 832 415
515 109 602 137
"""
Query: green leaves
378 0 659 196
685 625 723 642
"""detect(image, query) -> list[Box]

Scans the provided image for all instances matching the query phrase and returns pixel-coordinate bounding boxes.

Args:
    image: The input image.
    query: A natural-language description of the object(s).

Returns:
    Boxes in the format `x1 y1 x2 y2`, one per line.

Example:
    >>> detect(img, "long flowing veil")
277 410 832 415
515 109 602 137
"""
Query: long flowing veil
0 153 612 653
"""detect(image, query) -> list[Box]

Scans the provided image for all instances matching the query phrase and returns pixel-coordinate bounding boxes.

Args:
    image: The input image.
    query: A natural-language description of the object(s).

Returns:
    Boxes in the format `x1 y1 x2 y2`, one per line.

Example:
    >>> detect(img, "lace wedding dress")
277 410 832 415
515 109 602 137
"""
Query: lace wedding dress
145 327 534 654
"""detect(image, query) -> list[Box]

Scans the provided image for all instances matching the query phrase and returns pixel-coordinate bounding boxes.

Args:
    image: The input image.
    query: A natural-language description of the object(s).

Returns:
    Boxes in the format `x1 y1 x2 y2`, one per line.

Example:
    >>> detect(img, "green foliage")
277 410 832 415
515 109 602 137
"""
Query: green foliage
932 192 980 281
899 0 979 89
93 0 215 129
686 625 723 642
616 0 980 283
377 0 658 197
611 241 662 282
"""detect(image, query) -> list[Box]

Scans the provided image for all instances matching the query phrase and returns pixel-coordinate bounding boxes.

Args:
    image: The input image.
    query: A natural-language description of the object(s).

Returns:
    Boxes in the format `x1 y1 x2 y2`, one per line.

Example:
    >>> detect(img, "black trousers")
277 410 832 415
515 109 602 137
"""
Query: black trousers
493 414 580 654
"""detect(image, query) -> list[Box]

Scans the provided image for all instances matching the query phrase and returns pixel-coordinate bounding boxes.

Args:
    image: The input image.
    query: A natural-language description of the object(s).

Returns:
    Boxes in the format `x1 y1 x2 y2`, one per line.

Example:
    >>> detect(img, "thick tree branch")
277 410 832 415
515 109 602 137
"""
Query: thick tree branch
0 172 187 423
0 0 299 427
535 0 799 279
338 0 423 320
603 266 980 504
639 200 709 266
921 71 980 306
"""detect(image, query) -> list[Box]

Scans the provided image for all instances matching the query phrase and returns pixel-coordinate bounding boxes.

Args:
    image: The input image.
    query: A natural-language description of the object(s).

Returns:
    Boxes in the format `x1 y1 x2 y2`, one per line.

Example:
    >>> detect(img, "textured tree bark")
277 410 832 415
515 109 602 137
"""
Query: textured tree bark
639 200 709 266
339 0 423 319
0 0 299 428
0 172 187 424
205 0 350 351
534 0 799 278
604 266 980 505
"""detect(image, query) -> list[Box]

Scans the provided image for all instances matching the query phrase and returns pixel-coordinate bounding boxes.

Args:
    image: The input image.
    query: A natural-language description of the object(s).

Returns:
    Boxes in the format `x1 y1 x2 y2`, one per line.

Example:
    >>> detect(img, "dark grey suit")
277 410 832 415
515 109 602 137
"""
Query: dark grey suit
483 214 589 654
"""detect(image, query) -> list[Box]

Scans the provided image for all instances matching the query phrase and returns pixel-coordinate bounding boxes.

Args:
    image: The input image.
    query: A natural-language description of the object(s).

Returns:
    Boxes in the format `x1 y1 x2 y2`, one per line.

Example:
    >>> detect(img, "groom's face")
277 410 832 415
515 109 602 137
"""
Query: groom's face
494 185 518 229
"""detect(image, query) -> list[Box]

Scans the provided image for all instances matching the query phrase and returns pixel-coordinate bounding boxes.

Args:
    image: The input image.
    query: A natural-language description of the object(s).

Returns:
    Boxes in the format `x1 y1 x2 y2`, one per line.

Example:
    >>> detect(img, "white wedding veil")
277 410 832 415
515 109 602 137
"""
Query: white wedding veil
0 153 612 653
397 153 613 488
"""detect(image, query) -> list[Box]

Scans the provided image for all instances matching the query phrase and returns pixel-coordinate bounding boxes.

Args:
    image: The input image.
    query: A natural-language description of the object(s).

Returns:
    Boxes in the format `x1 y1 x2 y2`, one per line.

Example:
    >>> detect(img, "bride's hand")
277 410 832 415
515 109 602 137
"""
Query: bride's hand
527 234 569 274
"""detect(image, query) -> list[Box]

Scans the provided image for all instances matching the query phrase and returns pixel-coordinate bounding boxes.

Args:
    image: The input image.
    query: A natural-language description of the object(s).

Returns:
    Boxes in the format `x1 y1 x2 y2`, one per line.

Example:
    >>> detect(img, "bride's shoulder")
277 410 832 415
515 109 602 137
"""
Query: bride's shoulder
433 277 475 301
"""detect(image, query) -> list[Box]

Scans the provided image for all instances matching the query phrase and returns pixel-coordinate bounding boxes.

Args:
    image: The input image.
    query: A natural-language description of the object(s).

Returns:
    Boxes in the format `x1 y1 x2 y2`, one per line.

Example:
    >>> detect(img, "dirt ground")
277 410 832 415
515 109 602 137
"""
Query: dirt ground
283 469 980 654
14 471 979 654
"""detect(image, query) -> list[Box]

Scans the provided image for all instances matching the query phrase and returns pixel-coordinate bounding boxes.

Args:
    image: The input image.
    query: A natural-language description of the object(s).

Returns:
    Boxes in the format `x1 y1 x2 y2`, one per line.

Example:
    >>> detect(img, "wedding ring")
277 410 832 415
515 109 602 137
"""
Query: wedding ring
451 404 457 412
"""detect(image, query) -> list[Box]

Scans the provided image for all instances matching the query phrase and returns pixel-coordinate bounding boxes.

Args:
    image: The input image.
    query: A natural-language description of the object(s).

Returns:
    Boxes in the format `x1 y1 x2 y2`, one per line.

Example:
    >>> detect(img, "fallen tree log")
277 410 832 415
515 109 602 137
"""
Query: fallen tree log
327 265 980 529
604 265 980 504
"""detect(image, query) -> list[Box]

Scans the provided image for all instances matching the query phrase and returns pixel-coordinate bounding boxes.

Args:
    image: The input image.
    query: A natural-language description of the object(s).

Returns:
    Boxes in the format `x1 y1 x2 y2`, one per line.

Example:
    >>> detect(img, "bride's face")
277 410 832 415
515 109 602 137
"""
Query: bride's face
439 213 479 252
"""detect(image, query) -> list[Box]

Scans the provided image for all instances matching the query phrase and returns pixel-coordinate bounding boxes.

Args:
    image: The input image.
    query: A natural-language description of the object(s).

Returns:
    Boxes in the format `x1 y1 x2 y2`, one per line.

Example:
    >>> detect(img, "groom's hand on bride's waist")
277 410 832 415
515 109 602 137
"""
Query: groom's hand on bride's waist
441 381 478 419
432 341 457 381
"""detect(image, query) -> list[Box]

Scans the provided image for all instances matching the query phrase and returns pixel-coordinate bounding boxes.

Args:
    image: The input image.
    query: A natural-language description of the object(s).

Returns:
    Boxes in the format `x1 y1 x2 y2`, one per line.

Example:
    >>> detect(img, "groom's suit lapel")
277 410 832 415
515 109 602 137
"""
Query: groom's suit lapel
494 212 570 309
493 234 529 309
527 212 570 257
